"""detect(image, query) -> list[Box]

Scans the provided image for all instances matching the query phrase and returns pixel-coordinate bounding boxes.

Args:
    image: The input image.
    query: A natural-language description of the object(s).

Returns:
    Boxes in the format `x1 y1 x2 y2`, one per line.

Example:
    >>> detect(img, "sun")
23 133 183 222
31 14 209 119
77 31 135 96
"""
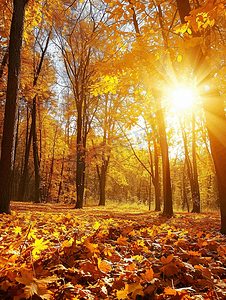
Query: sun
172 88 193 111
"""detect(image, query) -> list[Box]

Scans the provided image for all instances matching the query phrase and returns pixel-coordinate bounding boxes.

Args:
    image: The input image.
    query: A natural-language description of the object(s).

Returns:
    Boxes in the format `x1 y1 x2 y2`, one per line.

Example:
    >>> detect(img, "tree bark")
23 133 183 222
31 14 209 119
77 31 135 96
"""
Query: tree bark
97 156 109 206
18 109 34 201
57 152 65 203
178 115 200 212
11 109 20 199
153 139 161 211
0 0 29 214
75 104 85 208
32 96 41 203
202 89 226 233
153 89 173 217
46 126 57 201
191 111 201 212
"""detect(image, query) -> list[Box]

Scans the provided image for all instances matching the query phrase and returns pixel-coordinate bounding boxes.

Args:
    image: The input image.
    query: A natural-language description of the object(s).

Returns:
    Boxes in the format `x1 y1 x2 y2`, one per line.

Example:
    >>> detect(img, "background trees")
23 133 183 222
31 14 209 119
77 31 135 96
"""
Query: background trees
0 0 225 230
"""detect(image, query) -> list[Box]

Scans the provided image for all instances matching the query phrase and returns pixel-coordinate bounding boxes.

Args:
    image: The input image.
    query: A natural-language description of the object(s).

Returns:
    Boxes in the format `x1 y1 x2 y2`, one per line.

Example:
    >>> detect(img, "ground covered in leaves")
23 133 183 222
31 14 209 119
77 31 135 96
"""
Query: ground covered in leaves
0 202 226 300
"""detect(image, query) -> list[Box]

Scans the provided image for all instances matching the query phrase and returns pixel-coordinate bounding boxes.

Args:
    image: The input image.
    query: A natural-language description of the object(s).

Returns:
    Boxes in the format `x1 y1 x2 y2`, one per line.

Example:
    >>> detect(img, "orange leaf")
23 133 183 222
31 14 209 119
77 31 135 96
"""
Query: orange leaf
84 238 98 253
161 254 174 265
161 262 178 277
98 259 112 273
116 235 128 246
141 267 154 281
126 262 136 271
164 286 177 296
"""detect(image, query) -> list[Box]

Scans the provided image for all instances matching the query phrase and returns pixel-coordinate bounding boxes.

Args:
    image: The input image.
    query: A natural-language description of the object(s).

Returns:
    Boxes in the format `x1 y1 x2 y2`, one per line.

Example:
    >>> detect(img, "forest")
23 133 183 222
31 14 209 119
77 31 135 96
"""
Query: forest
0 0 226 299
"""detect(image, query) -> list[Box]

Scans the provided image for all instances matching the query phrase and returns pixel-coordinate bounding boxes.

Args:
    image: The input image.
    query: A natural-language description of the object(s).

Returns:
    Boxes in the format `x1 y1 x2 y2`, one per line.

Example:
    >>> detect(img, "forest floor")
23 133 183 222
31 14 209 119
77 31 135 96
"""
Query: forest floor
0 202 226 299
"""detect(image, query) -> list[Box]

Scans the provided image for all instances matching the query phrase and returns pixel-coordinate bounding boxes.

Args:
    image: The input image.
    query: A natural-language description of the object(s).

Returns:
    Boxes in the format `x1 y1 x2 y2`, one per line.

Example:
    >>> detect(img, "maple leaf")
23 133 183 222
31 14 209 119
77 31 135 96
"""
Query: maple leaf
141 267 154 282
117 280 144 300
161 262 178 277
13 226 22 236
116 235 128 246
16 269 50 299
93 221 101 230
84 238 99 253
161 254 174 265
31 237 49 259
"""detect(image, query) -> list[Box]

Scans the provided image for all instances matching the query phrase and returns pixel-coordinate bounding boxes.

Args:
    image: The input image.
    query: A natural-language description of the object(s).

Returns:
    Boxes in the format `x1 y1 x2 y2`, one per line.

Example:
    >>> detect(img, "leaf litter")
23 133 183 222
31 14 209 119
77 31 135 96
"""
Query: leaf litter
0 202 226 299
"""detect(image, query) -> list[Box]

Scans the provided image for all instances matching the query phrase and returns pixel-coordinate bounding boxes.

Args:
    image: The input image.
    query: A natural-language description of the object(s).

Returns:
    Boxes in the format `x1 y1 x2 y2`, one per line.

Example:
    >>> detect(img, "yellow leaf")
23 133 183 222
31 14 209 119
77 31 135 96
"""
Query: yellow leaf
31 238 49 259
117 280 144 300
13 226 22 235
93 221 101 230
177 55 182 62
187 28 192 34
61 240 72 248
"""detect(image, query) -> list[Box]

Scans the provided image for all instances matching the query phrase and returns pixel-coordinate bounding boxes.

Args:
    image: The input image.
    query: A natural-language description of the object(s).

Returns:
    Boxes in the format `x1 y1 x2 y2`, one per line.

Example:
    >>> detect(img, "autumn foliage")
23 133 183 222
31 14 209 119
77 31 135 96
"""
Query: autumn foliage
0 202 226 299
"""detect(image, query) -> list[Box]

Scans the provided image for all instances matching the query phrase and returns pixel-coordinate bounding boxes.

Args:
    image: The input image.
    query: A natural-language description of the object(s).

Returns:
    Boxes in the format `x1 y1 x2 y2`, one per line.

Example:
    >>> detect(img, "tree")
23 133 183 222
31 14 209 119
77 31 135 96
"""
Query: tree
176 0 226 233
0 0 29 214
55 9 101 208
153 88 173 217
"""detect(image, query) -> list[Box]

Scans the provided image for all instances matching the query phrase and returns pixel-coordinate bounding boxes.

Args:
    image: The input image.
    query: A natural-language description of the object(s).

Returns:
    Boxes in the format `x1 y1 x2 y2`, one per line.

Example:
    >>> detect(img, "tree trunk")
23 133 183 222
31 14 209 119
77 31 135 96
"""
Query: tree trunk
32 96 41 203
153 139 161 211
153 89 173 217
46 126 57 201
178 116 200 212
57 152 65 203
182 164 190 212
191 111 201 212
11 109 20 199
203 89 226 233
75 105 85 208
97 157 109 206
0 0 29 214
148 178 152 210
18 108 33 201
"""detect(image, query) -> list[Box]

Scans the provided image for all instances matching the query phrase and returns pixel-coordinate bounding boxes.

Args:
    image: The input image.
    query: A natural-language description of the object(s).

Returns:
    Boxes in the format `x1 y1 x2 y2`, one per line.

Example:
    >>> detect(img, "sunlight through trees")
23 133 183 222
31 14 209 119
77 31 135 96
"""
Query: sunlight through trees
0 0 226 231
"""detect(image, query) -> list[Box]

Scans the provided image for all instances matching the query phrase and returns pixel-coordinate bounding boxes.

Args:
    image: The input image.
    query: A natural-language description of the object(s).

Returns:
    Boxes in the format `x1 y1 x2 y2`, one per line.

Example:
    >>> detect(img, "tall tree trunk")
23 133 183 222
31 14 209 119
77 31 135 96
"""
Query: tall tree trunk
11 109 20 199
0 0 29 214
57 152 65 203
148 177 152 210
178 116 199 211
97 157 109 206
191 111 201 212
46 127 57 201
18 33 49 202
153 139 161 211
75 105 85 208
182 163 190 212
153 89 173 217
32 96 41 203
18 108 33 201
203 89 226 233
